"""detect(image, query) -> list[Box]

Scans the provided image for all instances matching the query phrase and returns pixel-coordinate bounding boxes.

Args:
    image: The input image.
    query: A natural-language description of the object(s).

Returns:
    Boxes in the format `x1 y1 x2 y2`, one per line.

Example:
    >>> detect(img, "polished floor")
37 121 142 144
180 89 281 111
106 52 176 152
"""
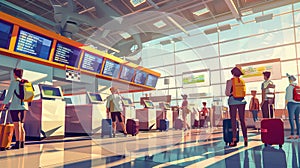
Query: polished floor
1 128 299 168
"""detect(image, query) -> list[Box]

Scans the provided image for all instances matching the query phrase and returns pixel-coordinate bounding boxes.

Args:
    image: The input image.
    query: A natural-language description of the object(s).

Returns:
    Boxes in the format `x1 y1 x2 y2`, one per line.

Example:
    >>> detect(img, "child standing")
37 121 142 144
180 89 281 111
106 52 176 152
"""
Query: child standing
249 90 260 122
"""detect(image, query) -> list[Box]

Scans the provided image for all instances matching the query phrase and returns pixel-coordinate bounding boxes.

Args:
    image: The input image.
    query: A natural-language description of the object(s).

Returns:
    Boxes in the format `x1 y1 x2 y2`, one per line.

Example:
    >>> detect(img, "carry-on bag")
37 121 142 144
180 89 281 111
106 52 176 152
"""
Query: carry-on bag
0 110 14 151
223 119 239 146
126 119 139 136
101 119 113 138
174 118 183 130
261 104 284 148
159 119 169 131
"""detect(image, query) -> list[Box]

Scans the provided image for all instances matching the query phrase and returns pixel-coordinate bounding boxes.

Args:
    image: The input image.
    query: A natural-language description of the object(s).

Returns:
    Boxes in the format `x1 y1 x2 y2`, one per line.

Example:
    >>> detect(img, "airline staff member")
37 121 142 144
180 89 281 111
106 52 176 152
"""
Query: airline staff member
0 68 28 149
106 87 127 137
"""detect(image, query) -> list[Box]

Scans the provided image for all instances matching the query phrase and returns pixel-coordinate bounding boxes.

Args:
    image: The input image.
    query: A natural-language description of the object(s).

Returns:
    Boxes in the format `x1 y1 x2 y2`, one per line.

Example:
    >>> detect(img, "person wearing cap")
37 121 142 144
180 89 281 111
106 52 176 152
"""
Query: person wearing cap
106 87 127 137
261 71 275 118
181 94 190 131
225 67 247 147
249 90 260 122
285 73 300 139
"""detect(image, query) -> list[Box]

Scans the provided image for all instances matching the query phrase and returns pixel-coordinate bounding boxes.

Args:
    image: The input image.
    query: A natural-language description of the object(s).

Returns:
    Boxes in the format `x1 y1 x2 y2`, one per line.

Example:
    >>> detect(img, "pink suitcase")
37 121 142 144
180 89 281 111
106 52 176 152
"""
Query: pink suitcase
261 118 284 148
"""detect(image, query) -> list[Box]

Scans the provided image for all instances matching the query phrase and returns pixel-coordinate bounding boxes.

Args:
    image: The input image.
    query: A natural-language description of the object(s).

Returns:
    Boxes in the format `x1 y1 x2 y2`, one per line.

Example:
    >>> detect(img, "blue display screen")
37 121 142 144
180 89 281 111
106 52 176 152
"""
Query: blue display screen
134 70 147 84
80 52 103 73
53 42 81 67
14 29 53 60
120 65 135 82
102 59 120 78
0 20 13 49
145 74 158 87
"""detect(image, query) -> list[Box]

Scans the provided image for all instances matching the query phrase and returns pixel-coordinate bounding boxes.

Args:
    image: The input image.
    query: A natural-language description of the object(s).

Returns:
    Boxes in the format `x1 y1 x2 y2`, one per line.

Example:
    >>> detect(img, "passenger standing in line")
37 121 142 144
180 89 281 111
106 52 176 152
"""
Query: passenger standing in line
249 90 260 122
181 94 190 131
106 87 127 137
225 67 248 147
261 71 275 118
0 68 28 149
285 73 300 139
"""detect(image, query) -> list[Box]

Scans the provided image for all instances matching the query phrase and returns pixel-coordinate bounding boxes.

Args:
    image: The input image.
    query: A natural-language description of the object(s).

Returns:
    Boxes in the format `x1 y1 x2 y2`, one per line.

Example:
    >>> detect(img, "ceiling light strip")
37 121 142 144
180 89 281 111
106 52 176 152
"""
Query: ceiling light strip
167 16 189 35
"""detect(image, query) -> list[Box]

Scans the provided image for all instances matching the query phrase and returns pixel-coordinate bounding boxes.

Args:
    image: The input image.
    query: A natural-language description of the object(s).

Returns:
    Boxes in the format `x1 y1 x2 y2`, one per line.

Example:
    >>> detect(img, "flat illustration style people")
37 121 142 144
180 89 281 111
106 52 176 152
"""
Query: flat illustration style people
249 90 260 122
285 73 300 139
261 71 275 118
106 87 127 137
0 68 28 149
181 94 190 131
225 67 248 147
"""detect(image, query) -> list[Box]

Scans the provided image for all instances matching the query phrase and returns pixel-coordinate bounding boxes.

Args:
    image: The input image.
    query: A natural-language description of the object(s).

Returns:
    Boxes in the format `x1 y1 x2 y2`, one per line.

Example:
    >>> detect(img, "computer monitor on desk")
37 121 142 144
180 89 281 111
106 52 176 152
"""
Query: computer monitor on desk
159 102 171 110
143 99 154 109
87 92 103 104
122 98 133 107
39 85 63 100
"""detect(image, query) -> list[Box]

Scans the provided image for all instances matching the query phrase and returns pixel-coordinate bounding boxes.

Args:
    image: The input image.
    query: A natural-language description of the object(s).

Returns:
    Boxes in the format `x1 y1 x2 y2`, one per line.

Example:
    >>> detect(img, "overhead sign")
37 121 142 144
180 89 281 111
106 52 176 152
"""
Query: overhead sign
66 69 80 82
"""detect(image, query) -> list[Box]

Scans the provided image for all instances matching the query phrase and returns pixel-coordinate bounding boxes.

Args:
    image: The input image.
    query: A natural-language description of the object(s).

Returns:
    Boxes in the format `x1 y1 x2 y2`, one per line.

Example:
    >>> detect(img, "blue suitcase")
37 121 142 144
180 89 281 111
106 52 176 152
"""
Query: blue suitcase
223 119 239 146
159 119 169 131
101 119 113 138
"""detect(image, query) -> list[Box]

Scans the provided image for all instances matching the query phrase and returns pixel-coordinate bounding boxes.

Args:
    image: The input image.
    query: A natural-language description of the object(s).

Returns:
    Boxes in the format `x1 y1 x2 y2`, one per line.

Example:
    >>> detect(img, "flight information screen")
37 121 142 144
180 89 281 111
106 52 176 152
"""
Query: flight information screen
120 65 135 82
80 52 103 73
53 42 81 67
102 59 120 78
14 29 53 60
134 70 147 84
0 20 13 49
145 74 158 87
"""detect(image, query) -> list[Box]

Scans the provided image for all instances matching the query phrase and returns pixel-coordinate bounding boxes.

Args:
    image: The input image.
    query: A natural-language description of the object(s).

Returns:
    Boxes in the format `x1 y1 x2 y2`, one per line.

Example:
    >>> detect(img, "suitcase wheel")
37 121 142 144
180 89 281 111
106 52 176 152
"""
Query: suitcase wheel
0 147 6 151
279 144 283 148
264 143 268 147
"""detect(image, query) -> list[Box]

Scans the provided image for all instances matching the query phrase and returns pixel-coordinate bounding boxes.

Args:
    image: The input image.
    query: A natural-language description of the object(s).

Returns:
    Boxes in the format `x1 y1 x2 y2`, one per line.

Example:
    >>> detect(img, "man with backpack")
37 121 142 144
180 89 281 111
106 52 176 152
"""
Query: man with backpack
261 71 275 118
285 73 300 139
0 68 34 149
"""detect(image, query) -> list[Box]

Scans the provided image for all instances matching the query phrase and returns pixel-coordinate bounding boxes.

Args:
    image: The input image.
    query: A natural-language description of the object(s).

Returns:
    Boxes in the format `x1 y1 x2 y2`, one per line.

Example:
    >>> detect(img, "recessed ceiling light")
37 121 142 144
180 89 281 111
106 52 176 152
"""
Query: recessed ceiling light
193 7 210 16
119 32 131 39
153 20 167 28
130 0 146 7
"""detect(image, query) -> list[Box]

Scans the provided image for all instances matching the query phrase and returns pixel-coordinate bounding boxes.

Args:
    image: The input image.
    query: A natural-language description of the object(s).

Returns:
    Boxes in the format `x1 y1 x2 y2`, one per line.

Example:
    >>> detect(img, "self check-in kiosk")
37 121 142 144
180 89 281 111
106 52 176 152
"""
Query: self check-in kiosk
156 102 173 129
65 92 106 136
25 85 65 139
136 99 156 130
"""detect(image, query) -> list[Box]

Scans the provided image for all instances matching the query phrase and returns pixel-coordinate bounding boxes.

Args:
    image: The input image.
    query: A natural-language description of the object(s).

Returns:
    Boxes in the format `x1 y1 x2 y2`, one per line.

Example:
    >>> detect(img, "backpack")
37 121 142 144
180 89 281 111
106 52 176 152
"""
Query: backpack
14 79 34 103
292 84 300 101
231 78 246 98
264 82 275 104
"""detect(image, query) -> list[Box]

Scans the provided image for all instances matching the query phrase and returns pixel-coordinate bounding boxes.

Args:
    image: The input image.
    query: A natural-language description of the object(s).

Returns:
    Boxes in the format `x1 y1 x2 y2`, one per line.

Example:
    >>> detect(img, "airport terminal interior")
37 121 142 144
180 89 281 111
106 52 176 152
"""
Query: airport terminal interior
0 0 300 167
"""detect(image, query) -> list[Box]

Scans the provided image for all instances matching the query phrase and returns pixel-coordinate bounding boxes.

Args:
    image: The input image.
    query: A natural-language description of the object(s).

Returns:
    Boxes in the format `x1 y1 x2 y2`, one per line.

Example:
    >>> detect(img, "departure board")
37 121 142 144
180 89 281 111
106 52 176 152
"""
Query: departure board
53 42 81 67
145 74 158 87
80 52 103 73
134 70 147 84
120 65 135 82
102 59 120 78
14 29 52 60
0 20 13 49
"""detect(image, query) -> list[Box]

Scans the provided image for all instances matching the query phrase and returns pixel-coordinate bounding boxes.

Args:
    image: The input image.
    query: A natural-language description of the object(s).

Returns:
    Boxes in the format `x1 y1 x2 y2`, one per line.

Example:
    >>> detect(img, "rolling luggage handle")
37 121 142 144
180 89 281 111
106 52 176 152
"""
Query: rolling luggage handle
1 107 9 125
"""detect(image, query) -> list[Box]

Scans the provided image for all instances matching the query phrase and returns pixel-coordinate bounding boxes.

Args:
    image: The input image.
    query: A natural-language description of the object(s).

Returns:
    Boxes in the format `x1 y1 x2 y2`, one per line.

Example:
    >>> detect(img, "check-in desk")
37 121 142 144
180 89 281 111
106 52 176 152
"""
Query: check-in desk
136 99 156 130
136 108 156 130
65 104 106 135
65 92 106 135
25 99 65 139
156 102 173 129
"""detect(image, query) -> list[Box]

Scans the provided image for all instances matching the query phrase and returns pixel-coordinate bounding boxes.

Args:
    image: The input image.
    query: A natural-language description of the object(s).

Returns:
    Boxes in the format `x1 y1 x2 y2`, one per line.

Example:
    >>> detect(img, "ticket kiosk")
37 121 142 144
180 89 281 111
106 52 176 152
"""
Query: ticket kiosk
25 85 65 140
156 102 173 129
65 92 106 136
136 100 156 130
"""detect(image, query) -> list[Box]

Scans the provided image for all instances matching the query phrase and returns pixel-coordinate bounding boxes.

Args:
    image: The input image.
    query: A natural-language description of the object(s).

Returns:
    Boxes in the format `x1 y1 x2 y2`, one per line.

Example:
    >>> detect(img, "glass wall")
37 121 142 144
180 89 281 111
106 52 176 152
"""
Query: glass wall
130 2 300 109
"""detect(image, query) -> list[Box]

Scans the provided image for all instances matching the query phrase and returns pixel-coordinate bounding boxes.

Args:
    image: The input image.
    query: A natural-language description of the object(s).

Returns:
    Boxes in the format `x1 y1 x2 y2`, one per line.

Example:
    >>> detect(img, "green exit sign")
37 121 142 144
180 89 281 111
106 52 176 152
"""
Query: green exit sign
130 0 146 7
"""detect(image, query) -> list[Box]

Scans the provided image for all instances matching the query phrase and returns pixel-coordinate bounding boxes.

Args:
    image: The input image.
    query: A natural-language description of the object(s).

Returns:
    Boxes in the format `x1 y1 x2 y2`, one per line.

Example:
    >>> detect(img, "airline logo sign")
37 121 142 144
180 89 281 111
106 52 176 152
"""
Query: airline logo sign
66 69 80 82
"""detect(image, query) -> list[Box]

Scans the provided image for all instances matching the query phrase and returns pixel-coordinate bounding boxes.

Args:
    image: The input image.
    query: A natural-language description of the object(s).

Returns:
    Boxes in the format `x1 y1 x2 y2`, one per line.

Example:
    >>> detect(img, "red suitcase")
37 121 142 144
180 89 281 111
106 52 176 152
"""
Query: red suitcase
126 119 139 136
261 118 284 148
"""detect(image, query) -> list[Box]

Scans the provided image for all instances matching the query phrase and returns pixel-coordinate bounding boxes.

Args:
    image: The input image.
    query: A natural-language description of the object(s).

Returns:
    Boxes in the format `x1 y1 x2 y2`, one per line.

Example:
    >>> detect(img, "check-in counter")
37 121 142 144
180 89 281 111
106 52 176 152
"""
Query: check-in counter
25 85 65 140
65 92 106 136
